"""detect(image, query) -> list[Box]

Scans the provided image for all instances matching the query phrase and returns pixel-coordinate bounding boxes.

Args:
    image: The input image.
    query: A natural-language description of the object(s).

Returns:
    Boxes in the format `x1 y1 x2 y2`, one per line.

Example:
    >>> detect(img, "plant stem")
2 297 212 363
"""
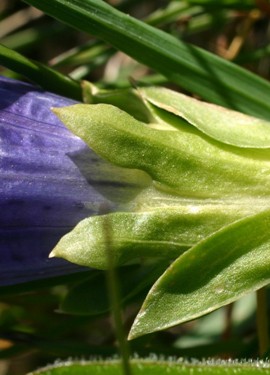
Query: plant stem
256 287 269 356
103 212 132 375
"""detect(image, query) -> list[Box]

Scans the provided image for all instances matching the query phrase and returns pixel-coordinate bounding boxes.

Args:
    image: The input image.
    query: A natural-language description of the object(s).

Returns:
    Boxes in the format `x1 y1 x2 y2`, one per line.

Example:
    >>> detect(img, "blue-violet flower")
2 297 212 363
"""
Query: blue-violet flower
0 76 144 285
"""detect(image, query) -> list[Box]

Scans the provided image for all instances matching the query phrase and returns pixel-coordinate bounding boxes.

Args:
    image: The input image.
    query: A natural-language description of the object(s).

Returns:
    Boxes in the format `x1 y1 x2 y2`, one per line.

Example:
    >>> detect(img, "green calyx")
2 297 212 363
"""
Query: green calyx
52 101 270 200
51 85 270 338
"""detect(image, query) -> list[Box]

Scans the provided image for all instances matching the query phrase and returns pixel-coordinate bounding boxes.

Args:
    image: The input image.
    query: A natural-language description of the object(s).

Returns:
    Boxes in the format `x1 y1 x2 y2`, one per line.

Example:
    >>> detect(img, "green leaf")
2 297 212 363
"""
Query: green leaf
185 0 254 9
28 358 270 375
141 86 270 148
129 209 270 339
50 179 267 270
82 81 152 123
50 40 111 68
23 0 270 119
53 103 270 199
60 264 166 315
50 211 188 269
0 44 81 100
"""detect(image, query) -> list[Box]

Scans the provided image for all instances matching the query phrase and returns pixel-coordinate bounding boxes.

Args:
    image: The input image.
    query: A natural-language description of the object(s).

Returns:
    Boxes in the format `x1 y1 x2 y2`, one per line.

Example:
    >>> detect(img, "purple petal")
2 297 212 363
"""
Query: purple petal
0 76 136 286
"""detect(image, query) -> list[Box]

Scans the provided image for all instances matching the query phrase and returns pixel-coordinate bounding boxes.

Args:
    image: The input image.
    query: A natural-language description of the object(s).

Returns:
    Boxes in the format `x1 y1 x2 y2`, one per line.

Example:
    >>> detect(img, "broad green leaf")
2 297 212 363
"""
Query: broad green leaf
28 358 270 375
129 209 270 339
23 0 270 119
53 103 270 199
141 86 270 148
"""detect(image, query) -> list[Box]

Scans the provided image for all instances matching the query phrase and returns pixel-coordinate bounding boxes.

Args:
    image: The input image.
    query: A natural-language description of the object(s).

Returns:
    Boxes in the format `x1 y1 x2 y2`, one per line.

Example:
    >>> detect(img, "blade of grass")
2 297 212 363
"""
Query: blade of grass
49 40 113 68
0 6 43 39
0 44 82 100
23 0 270 119
184 0 254 10
1 24 66 52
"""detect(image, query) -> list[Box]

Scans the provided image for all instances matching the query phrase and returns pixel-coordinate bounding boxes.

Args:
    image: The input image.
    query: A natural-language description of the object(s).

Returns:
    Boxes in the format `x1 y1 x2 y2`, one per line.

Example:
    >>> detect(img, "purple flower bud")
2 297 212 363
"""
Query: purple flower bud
0 76 133 286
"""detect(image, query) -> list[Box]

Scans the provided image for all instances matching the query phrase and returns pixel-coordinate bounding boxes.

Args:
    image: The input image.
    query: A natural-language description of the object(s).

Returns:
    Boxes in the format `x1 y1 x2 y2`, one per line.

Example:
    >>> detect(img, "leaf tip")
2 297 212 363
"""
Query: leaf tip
128 310 148 340
51 106 61 115
48 250 56 258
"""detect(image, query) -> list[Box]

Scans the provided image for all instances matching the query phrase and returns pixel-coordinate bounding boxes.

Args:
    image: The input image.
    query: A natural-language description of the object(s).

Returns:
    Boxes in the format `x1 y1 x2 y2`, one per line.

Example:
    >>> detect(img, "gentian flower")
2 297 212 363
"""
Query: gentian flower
0 76 147 286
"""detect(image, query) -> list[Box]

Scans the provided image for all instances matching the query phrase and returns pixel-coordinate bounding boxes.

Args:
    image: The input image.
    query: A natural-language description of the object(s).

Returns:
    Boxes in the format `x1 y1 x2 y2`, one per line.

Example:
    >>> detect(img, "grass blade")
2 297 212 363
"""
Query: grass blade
23 0 270 119
0 44 81 100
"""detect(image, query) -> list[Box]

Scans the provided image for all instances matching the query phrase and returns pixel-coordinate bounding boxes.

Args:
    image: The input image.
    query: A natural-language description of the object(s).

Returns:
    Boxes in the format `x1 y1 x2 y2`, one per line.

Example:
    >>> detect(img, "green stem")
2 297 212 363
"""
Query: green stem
103 213 132 375
256 287 269 356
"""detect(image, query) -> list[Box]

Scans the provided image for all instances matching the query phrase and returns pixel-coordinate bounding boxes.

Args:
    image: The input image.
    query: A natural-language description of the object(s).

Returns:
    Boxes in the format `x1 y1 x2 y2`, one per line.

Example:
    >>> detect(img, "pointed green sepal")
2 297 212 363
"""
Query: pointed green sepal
140 86 270 148
53 103 270 199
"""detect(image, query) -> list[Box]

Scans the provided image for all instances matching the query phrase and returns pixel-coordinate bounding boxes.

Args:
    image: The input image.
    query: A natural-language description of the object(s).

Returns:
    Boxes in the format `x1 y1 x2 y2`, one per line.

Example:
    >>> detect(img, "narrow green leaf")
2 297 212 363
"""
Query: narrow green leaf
0 44 81 100
129 209 270 339
23 0 270 118
28 358 270 375
144 2 198 27
50 41 111 68
1 24 65 52
185 0 255 9
141 86 270 148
